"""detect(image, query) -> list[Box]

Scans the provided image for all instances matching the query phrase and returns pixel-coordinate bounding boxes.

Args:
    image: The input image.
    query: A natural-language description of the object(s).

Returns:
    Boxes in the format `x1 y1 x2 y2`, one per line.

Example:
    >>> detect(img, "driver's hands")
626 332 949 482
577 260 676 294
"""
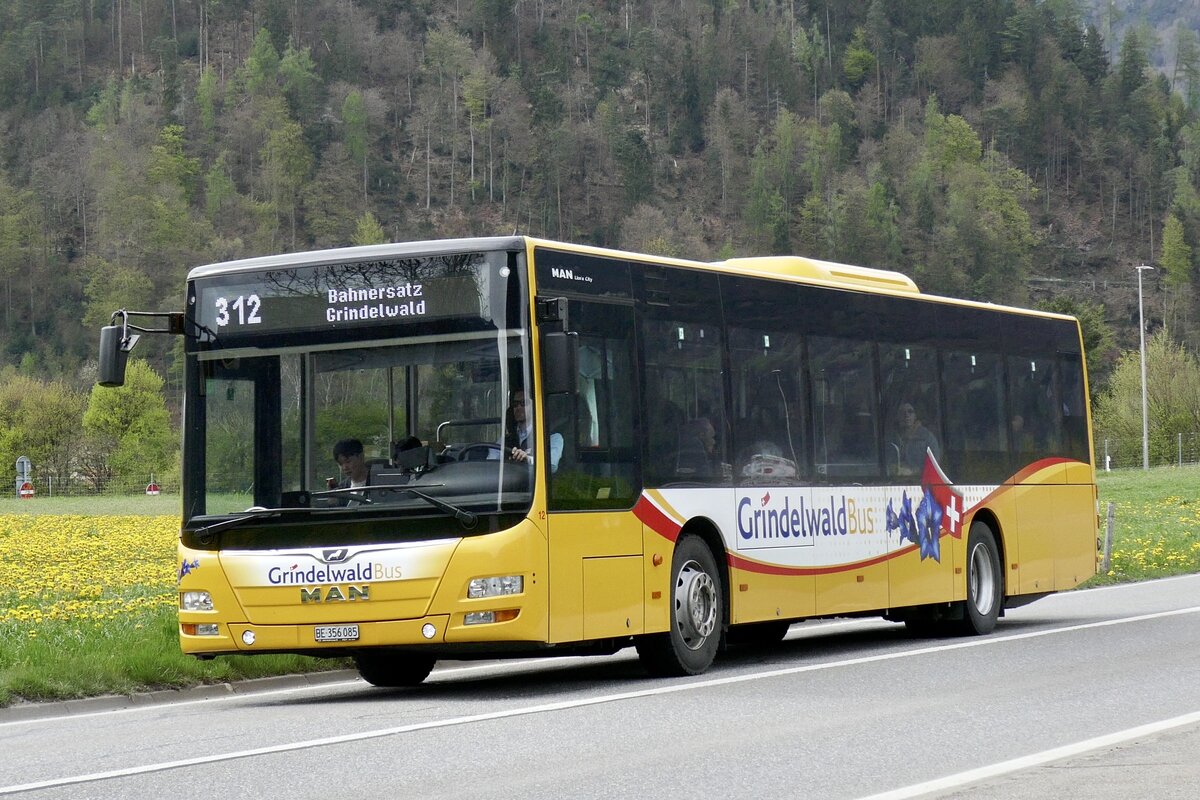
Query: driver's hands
326 476 337 489
510 446 532 463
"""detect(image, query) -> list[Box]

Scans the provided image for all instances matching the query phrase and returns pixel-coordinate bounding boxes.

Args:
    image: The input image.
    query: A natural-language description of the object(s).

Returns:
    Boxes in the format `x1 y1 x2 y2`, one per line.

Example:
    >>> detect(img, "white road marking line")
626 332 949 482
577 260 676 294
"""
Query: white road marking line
0 656 588 729
6 575 1194 731
2 605 1197 796
855 709 1200 800
0 619 893 730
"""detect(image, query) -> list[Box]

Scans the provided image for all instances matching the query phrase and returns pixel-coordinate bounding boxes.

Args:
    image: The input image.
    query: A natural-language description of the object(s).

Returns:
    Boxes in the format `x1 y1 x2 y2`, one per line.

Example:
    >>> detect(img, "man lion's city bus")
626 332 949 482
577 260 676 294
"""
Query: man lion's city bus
97 237 1097 685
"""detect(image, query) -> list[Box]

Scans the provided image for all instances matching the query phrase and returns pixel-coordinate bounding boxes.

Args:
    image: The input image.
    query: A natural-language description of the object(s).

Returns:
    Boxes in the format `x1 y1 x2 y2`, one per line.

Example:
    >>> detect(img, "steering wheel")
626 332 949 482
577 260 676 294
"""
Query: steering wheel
457 442 502 462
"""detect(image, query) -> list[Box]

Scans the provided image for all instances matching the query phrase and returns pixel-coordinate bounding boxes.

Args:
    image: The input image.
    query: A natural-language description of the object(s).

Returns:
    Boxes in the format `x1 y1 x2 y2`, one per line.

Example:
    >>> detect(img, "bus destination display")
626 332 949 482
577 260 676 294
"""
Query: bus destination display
192 254 495 341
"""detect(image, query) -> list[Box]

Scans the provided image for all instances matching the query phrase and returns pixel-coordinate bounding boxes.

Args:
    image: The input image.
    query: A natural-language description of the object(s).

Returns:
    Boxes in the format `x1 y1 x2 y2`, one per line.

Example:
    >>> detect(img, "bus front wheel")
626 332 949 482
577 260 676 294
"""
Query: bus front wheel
636 535 723 676
354 652 436 687
958 521 1002 635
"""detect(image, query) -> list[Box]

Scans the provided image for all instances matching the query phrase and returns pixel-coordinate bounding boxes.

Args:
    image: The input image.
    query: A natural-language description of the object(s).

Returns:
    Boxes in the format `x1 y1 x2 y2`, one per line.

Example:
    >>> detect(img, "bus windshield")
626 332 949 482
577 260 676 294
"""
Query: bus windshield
183 246 534 525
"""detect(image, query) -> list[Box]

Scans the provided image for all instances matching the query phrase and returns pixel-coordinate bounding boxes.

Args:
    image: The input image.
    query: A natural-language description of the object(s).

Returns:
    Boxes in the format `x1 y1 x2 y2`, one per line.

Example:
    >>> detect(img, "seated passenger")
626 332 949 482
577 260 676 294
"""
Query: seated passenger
325 438 372 505
676 417 718 478
893 402 940 475
327 438 369 490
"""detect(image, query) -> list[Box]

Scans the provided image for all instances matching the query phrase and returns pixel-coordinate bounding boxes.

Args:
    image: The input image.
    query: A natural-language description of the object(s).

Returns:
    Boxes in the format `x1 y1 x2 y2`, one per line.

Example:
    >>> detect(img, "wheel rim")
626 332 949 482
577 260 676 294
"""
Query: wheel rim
674 559 717 651
968 541 997 617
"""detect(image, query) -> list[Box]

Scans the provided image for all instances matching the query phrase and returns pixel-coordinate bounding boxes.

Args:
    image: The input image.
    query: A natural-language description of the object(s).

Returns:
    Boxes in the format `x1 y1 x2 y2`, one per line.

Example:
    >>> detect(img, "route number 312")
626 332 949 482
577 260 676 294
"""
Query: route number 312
214 294 263 327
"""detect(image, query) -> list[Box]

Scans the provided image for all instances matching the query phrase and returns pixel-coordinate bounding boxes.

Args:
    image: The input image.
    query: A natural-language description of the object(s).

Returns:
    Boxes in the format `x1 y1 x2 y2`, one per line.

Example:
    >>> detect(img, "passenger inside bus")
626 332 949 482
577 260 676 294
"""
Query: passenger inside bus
892 401 940 476
323 438 374 505
327 438 370 489
676 417 718 478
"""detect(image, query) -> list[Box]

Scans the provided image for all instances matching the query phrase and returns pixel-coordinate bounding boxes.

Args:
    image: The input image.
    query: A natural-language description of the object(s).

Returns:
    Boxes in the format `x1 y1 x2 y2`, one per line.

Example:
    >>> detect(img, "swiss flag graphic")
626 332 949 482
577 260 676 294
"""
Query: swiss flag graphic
920 449 965 539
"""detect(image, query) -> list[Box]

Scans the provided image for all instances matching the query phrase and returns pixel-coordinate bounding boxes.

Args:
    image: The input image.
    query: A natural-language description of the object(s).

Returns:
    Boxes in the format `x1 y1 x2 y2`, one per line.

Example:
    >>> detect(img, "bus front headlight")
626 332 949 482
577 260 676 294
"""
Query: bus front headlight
180 590 214 611
467 576 523 598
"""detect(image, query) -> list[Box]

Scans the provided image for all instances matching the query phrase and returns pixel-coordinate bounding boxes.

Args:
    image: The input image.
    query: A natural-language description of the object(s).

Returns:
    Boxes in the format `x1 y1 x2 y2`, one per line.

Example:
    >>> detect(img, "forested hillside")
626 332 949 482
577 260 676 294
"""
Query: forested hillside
1 1 1199 401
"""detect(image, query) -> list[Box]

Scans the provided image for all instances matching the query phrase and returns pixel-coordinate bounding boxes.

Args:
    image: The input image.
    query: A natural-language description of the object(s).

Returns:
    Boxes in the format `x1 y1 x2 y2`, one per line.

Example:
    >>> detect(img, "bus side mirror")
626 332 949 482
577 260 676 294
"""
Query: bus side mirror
98 325 139 387
541 331 578 395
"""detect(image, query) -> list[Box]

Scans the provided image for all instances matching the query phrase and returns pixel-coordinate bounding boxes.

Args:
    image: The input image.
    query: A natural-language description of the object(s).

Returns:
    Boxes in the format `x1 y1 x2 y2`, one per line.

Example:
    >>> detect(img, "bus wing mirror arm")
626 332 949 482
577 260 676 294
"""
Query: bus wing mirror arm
97 309 187 388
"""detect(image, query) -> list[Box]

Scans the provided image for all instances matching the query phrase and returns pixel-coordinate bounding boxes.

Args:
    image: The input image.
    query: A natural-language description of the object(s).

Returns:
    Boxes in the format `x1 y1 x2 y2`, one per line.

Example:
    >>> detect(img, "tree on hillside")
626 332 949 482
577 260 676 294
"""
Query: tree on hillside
81 256 155 333
351 211 387 245
1161 211 1193 334
0 171 40 344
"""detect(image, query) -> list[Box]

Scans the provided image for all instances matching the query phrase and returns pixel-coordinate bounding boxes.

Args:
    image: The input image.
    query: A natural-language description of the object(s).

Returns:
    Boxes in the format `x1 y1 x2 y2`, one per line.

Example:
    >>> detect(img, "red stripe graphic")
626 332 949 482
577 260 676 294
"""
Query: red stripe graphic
633 494 681 543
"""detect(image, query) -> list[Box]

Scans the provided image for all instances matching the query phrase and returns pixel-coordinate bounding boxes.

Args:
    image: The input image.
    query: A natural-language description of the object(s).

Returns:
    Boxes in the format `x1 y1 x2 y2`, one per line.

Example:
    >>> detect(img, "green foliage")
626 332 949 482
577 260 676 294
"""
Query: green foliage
352 211 388 245
924 97 982 175
843 27 876 87
196 67 218 136
279 43 320 119
81 257 154 332
0 369 85 484
148 125 201 203
1162 213 1192 288
1094 331 1200 464
82 360 177 488
342 90 368 165
241 28 281 97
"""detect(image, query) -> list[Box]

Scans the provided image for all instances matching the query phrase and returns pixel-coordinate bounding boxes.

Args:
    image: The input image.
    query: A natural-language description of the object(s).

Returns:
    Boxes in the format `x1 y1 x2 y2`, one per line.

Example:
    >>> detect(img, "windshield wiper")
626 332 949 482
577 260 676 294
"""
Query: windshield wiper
317 484 478 528
372 484 475 527
194 506 313 537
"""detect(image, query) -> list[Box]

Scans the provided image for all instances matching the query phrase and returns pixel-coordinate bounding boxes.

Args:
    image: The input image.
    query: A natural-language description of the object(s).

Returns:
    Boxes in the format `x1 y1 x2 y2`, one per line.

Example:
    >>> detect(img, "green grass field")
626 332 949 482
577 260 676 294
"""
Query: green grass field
0 466 1196 707
1092 466 1200 583
0 493 182 516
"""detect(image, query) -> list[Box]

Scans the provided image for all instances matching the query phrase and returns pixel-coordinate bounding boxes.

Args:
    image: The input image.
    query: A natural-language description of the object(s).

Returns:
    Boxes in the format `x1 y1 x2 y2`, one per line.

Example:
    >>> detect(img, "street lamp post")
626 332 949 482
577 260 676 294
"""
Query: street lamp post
1136 264 1154 471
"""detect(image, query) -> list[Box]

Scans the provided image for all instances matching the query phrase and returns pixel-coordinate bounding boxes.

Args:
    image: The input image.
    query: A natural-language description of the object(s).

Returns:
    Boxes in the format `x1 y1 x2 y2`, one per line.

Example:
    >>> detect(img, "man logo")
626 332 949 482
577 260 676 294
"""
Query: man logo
300 586 369 603
321 548 350 563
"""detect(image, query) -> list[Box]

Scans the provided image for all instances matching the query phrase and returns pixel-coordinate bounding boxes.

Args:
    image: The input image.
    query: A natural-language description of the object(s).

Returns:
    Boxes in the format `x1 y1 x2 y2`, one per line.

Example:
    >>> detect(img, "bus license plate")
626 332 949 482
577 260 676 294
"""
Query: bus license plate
314 624 359 643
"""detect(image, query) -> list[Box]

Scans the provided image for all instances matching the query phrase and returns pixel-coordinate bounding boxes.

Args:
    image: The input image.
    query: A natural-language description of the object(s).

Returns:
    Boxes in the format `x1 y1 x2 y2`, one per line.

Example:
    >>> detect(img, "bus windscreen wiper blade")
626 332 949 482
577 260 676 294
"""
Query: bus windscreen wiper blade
317 484 477 527
400 487 477 527
368 484 477 527
195 506 298 536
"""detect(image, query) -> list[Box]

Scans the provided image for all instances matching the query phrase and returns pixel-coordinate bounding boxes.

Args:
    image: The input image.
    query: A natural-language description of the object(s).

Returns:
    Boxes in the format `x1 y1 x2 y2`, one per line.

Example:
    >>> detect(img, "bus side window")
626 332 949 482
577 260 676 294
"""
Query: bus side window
942 350 1007 483
879 343 940 478
1007 355 1060 470
641 317 729 486
547 302 640 510
1059 354 1089 463
809 336 879 481
729 327 806 485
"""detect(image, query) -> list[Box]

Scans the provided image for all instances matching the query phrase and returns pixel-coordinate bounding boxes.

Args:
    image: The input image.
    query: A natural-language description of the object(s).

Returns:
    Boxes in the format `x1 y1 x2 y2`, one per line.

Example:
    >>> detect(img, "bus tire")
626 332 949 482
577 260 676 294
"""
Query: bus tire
636 535 723 676
354 652 436 687
958 521 1002 635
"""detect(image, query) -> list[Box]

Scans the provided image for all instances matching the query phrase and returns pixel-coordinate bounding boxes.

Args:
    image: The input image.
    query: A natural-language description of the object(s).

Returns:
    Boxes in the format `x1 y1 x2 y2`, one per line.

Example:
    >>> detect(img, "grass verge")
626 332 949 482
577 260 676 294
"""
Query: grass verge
2 468 1197 707
0 511 346 707
1093 466 1200 584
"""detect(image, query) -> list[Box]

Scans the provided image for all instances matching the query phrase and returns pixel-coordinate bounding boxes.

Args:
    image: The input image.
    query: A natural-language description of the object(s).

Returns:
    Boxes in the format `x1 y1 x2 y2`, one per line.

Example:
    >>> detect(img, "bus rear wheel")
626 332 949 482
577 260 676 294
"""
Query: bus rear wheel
636 535 723 676
958 521 1002 635
354 652 436 687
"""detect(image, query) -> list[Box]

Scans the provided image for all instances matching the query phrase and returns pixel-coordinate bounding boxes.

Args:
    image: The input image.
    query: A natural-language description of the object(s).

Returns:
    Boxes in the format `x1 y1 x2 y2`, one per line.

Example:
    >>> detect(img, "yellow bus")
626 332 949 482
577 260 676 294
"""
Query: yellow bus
98 236 1097 684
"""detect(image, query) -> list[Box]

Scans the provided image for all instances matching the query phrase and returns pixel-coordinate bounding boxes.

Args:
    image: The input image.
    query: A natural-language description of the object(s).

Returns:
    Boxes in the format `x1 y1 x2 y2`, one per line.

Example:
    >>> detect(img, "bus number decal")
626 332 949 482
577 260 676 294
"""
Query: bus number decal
214 294 263 327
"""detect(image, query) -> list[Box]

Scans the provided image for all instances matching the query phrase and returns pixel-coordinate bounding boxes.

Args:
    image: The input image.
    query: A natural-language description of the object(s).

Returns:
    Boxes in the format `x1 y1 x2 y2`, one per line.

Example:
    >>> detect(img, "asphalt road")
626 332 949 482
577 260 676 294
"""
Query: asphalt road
2 575 1199 799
